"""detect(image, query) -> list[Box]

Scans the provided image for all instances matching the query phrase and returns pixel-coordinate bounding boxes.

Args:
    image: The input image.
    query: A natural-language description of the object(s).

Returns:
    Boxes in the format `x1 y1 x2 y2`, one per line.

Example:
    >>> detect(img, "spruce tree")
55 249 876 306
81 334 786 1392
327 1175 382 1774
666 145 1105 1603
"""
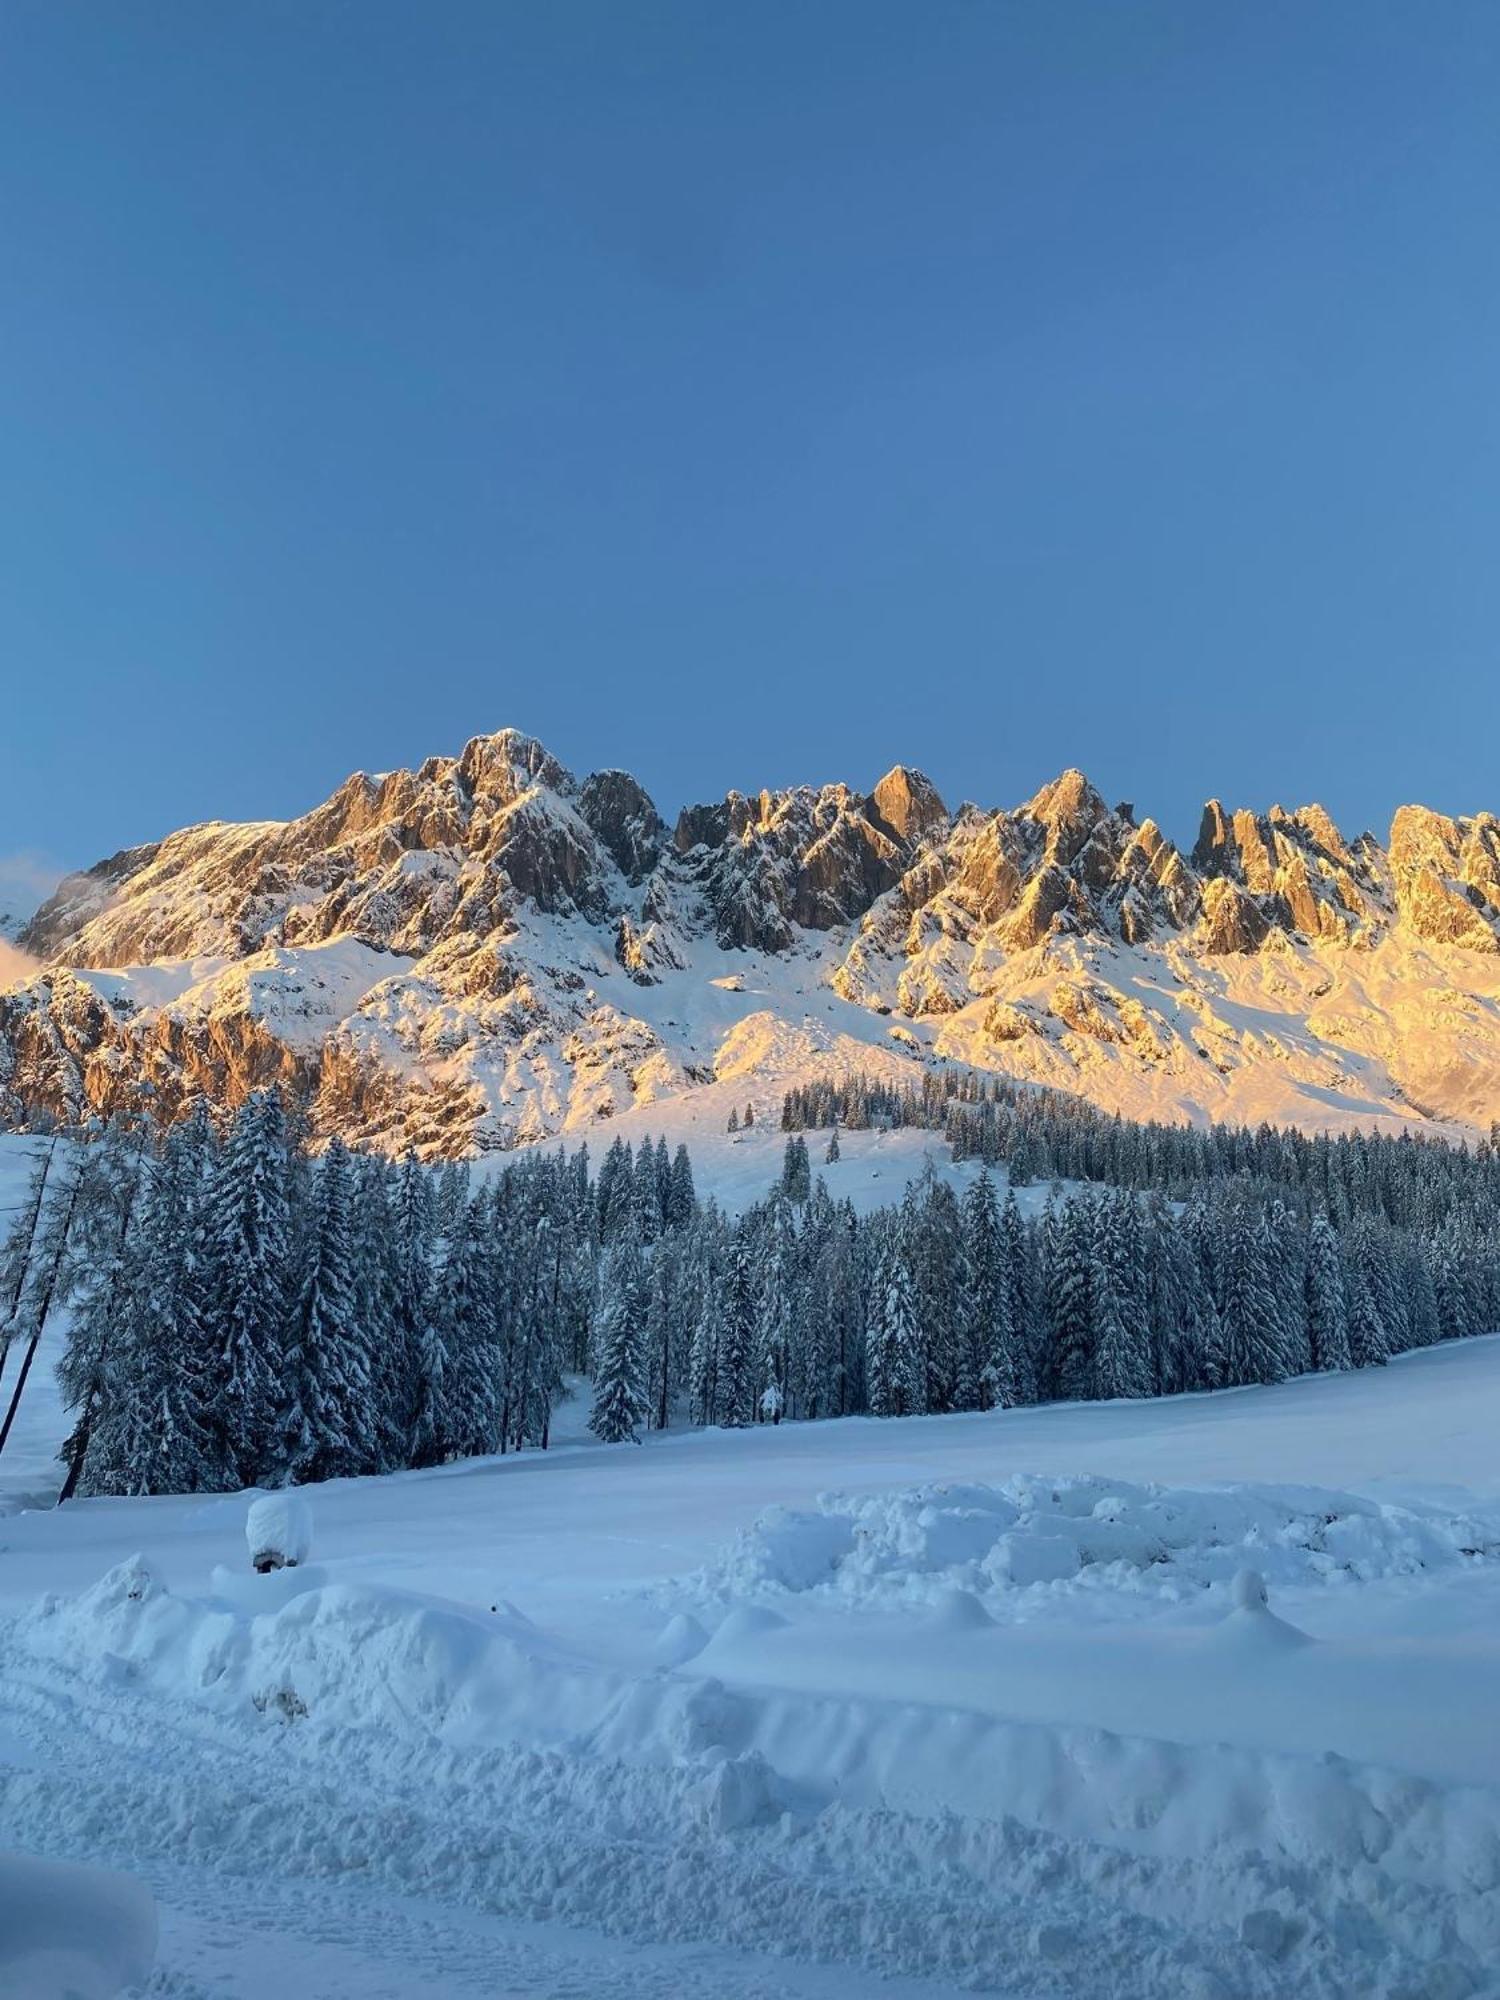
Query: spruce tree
1091 1193 1151 1400
280 1139 377 1484
1305 1212 1352 1371
440 1189 503 1460
84 1122 224 1496
1217 1200 1289 1388
589 1240 648 1442
1044 1198 1094 1402
57 1117 155 1500
1346 1259 1390 1368
865 1239 923 1416
961 1171 1017 1409
714 1227 756 1426
208 1091 294 1484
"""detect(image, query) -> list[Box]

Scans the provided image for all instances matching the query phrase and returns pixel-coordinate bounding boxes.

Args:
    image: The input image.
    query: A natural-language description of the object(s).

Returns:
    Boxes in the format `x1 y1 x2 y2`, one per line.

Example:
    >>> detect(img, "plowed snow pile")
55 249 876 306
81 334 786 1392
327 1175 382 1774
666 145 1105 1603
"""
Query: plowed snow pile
677 1473 1500 1614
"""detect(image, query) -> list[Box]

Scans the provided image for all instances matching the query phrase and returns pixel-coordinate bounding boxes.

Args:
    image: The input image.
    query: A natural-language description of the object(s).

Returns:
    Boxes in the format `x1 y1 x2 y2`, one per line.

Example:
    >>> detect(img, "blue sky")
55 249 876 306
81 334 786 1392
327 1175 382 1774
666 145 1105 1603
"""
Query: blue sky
1 2 1497 884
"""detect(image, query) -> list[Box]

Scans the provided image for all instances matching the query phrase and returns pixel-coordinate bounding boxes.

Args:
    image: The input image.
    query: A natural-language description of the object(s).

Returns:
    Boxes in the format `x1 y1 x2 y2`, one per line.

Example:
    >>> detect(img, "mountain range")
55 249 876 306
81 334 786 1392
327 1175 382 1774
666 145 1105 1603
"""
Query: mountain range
2 727 1499 1153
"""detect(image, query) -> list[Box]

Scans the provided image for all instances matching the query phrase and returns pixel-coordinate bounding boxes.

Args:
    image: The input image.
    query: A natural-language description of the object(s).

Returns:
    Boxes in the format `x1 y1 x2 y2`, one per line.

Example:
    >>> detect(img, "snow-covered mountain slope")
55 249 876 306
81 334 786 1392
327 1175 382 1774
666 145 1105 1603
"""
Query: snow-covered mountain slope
4 728 1500 1154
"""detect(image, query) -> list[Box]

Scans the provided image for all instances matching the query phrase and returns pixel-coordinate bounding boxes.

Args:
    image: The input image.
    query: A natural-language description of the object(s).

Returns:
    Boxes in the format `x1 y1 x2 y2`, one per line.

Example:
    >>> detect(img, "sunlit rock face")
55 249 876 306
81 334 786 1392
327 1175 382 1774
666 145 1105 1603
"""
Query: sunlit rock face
5 729 1500 1154
1388 806 1500 951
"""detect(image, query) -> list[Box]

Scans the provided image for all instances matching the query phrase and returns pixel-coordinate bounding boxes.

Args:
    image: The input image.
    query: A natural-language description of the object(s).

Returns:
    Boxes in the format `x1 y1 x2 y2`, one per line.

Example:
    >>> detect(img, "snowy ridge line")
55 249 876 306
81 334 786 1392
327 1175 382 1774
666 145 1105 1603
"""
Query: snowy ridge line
9 724 1500 1154
1 1554 1497 1995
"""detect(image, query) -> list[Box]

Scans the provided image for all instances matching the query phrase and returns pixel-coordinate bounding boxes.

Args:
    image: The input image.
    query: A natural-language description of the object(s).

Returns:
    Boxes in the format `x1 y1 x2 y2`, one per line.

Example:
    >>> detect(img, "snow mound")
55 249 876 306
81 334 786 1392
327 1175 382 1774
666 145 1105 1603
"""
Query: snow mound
0 1849 156 1998
16 1558 593 1749
1207 1568 1314 1652
675 1473 1500 1615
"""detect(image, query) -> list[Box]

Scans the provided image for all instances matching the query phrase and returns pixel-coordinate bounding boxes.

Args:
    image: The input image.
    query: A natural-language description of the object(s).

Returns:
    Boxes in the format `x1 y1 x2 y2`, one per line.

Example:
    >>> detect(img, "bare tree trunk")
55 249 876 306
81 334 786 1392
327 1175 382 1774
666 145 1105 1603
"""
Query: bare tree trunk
59 1130 149 1502
0 1159 83 1462
0 1138 56 1403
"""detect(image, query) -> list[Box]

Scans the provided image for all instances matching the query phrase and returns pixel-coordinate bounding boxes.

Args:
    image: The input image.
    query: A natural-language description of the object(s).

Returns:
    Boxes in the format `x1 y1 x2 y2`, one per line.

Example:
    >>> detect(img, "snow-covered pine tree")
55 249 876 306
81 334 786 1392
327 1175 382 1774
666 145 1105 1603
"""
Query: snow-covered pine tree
207 1090 295 1485
589 1239 648 1442
631 1140 664 1246
0 1134 57 1391
754 1196 796 1422
688 1283 722 1427
58 1113 159 1500
1217 1199 1291 1387
507 1195 566 1452
1000 1189 1038 1402
1305 1211 1352 1371
961 1170 1017 1410
713 1226 757 1427
279 1138 378 1485
83 1118 225 1496
1142 1193 1220 1393
440 1187 503 1460
907 1170 961 1414
865 1236 923 1417
1266 1198 1312 1375
348 1153 408 1472
1043 1196 1094 1403
1345 1244 1391 1369
1091 1192 1152 1400
646 1241 675 1429
666 1144 697 1230
596 1137 636 1245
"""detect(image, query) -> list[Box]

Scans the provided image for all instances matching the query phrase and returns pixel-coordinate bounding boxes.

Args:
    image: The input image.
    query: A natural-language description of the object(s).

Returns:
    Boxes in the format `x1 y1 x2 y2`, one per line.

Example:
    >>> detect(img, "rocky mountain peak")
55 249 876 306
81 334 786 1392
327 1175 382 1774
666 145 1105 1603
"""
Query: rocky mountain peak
869 765 947 846
1022 769 1112 863
576 770 666 884
454 728 572 807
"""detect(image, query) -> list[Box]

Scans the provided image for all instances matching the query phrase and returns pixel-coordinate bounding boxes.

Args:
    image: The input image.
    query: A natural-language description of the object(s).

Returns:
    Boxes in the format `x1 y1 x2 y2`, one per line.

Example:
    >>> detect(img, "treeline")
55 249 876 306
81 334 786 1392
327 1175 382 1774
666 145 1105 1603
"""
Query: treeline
0 1096 671 1498
782 1068 1500 1231
680 1138 1498 1424
1 1078 1497 1500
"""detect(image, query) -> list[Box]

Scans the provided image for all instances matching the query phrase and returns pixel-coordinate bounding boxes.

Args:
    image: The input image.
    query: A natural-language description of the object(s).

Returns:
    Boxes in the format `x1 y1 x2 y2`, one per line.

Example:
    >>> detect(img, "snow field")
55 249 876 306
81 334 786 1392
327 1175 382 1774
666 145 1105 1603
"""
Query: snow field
4 1454 1500 1992
0 1848 156 1999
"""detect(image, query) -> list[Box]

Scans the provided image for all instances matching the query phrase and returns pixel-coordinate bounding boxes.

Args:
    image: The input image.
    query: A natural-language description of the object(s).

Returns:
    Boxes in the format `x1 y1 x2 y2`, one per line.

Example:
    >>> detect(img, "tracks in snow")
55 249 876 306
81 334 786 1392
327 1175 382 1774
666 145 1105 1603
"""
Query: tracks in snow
0 1628 1485 1999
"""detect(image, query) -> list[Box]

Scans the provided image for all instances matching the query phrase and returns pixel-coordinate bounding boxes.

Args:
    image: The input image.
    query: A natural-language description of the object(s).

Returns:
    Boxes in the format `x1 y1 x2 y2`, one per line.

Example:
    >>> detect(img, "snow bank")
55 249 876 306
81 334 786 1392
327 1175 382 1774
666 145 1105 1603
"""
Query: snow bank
10 1552 1500 1994
0 1849 156 1998
679 1472 1500 1616
12 1476 1500 1999
14 1555 609 1751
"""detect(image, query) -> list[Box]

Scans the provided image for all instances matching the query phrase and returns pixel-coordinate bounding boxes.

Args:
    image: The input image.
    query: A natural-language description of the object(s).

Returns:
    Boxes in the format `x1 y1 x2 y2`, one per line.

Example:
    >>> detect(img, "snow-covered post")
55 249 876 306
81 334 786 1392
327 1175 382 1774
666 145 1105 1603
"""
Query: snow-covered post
246 1492 313 1574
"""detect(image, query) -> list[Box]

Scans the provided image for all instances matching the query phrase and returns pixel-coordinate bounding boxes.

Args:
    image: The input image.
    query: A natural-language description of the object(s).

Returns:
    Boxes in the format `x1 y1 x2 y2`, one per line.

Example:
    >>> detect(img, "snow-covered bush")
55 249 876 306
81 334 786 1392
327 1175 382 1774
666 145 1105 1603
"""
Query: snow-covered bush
246 1491 313 1573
